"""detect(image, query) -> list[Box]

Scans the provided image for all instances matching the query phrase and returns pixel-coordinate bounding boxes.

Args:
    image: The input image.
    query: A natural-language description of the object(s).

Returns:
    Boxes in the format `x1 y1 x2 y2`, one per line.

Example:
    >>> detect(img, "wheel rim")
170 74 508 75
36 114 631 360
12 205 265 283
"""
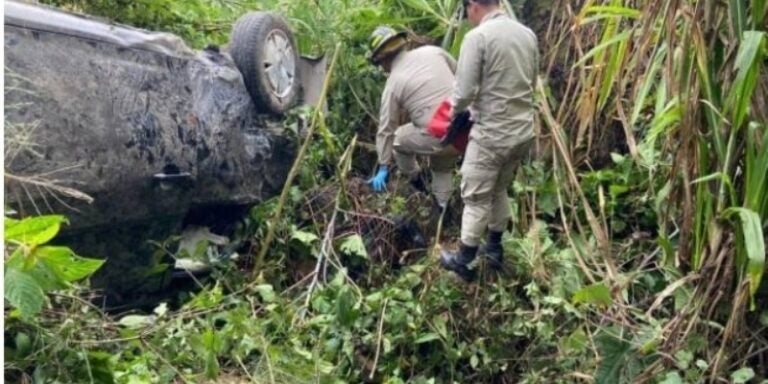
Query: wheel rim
263 29 295 102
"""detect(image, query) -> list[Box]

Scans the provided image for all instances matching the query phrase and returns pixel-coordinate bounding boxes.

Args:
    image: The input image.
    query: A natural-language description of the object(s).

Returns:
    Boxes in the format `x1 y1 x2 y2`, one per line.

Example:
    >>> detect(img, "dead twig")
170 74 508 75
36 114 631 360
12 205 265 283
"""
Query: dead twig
5 172 94 204
369 298 389 380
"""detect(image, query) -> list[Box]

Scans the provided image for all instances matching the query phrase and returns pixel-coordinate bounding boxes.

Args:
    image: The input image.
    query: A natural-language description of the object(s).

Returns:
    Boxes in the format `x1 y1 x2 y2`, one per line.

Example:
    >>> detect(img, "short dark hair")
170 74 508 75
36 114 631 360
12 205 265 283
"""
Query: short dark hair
463 0 499 18
464 0 500 6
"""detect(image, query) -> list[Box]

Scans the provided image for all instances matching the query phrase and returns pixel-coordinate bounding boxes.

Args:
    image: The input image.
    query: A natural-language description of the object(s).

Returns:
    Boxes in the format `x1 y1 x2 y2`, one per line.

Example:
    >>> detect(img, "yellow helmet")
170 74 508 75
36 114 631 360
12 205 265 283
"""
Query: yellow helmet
368 26 407 64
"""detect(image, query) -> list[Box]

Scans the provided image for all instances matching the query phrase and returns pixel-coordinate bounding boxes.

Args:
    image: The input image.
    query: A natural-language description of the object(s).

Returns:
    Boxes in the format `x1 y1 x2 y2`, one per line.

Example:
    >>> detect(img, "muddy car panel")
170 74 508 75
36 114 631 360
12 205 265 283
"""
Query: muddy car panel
4 1 299 231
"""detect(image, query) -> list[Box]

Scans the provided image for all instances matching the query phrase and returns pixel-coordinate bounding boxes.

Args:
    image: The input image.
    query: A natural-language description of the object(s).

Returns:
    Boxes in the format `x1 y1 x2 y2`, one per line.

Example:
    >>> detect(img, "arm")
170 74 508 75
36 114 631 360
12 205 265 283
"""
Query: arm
375 81 401 166
451 32 484 116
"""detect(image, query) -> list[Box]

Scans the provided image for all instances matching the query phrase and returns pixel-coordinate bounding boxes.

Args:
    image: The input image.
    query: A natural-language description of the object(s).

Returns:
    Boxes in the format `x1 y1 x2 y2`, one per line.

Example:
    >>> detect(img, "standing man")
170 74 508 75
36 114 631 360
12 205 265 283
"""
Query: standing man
439 0 538 281
367 26 460 211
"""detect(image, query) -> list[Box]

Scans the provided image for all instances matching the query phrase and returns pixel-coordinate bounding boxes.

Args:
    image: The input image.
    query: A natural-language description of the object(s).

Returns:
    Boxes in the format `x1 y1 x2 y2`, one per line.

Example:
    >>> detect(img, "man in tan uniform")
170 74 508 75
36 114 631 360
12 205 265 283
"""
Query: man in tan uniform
440 0 538 281
366 26 460 209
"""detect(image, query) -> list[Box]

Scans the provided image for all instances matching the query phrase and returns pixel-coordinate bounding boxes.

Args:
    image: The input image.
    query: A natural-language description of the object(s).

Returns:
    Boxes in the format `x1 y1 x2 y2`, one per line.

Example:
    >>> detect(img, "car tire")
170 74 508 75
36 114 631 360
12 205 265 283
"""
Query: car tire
230 12 300 115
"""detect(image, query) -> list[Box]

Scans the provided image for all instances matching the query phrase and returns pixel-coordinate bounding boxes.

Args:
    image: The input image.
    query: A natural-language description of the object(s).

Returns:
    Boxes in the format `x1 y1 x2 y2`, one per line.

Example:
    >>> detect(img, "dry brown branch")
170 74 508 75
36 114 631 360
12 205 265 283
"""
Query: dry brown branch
5 173 94 204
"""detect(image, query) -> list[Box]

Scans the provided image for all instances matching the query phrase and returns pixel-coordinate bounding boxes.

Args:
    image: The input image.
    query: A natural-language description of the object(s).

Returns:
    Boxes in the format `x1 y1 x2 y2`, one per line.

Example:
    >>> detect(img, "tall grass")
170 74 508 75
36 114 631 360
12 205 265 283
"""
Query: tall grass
539 0 767 379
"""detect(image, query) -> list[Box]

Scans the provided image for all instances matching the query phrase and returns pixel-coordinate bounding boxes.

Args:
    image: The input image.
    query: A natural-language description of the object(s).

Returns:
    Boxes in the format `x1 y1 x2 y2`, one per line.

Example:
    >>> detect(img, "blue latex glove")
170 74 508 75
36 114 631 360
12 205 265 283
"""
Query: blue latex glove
368 165 389 192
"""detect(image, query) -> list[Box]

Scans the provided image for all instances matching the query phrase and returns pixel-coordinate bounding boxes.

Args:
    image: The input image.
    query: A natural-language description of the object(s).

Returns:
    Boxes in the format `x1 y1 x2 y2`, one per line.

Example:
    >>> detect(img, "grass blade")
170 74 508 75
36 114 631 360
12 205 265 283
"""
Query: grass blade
729 0 747 39
722 207 766 297
573 30 631 68
726 31 765 129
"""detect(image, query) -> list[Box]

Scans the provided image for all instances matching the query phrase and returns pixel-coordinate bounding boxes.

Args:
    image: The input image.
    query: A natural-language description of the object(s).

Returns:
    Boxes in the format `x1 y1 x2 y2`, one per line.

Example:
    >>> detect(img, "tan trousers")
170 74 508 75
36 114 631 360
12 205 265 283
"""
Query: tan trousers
459 139 532 246
393 123 459 206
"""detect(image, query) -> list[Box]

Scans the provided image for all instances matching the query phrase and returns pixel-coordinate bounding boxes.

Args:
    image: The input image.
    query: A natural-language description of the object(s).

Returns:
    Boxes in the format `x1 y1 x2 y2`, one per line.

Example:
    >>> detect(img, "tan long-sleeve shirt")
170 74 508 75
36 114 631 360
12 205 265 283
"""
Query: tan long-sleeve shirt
376 46 457 165
451 10 538 150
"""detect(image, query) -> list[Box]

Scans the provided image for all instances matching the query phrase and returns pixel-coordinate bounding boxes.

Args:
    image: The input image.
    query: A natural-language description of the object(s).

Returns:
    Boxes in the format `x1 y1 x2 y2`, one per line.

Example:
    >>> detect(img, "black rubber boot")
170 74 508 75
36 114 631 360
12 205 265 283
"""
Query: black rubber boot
440 243 478 282
484 231 504 269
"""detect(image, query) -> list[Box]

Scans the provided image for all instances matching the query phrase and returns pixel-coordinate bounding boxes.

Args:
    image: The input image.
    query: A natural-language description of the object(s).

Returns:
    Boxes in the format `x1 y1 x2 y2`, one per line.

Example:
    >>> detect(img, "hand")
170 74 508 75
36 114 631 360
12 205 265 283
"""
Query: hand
367 165 389 192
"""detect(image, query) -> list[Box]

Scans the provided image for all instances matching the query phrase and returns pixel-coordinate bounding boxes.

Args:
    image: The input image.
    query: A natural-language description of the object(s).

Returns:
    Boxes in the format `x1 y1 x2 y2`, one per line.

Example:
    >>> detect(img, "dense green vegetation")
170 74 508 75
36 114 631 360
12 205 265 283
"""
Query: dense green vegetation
5 0 767 383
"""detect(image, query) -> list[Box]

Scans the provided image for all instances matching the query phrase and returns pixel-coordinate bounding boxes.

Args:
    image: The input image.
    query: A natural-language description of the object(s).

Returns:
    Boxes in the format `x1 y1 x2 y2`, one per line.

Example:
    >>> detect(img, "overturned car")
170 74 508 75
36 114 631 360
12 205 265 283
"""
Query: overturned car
4 1 325 293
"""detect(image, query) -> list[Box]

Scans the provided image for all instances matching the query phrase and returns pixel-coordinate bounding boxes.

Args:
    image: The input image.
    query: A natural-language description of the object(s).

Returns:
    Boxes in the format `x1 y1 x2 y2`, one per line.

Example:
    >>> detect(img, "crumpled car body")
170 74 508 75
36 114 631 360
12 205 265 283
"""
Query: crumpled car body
4 1 321 293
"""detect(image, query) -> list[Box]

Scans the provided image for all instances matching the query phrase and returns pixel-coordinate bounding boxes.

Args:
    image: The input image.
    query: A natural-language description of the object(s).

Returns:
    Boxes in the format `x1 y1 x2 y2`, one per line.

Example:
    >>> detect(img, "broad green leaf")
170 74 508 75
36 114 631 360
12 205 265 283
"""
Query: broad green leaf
5 269 46 320
316 359 335 375
336 285 357 327
609 185 629 198
187 283 224 310
731 367 755 383
470 354 479 369
563 328 588 353
202 328 221 379
659 371 683 384
14 332 32 357
658 235 675 267
291 228 319 245
5 247 25 269
293 345 313 360
572 282 612 307
4 216 19 228
153 302 169 317
4 215 66 245
118 315 155 329
7 250 68 291
35 246 104 282
674 350 694 370
85 351 116 384
25 261 69 292
609 152 625 164
339 234 367 259
594 332 632 384
722 207 766 295
201 327 223 352
414 333 441 344
254 284 276 303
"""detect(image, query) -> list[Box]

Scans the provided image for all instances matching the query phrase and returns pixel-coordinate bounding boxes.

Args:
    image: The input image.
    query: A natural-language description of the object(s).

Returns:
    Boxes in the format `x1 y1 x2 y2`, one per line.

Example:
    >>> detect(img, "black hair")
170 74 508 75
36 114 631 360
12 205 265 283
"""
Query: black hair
463 0 499 19
464 0 500 6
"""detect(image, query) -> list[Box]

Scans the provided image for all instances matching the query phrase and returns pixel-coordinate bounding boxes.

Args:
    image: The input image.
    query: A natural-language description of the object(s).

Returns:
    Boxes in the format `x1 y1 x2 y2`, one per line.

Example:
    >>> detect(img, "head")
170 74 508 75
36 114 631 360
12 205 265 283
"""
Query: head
368 26 408 73
463 0 501 26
